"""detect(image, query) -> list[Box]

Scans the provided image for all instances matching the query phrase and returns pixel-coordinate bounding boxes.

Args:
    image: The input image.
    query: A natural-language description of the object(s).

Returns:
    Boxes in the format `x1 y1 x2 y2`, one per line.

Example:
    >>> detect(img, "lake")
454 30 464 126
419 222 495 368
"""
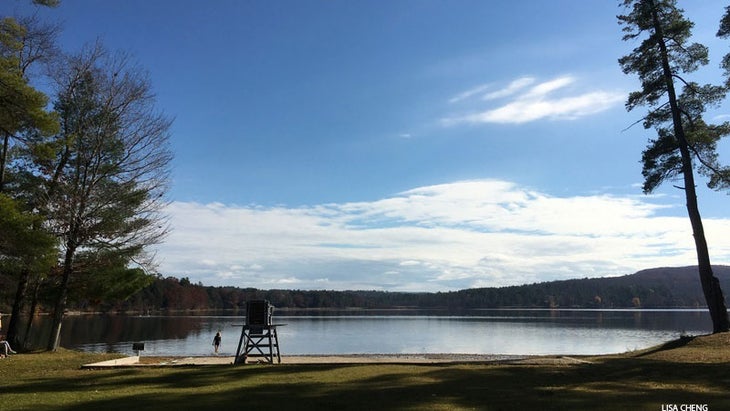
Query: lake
34 309 714 357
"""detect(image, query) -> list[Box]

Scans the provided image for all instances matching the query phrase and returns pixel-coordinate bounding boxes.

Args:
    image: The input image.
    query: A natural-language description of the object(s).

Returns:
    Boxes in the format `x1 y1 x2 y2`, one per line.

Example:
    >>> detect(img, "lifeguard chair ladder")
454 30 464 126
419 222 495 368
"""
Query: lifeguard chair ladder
234 300 282 364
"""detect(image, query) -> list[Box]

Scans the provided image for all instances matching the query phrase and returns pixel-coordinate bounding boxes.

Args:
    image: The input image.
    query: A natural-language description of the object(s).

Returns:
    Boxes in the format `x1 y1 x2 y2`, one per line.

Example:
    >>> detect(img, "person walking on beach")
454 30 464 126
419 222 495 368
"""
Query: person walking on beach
213 331 222 354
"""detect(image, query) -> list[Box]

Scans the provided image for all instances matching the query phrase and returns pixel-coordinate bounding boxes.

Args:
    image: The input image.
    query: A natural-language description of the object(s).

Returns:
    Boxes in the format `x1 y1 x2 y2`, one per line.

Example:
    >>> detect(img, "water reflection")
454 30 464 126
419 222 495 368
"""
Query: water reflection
21 309 714 357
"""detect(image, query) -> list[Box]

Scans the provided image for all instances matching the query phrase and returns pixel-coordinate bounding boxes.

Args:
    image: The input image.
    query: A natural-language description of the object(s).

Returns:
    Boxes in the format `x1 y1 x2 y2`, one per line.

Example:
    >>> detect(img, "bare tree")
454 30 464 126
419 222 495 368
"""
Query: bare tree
32 43 173 350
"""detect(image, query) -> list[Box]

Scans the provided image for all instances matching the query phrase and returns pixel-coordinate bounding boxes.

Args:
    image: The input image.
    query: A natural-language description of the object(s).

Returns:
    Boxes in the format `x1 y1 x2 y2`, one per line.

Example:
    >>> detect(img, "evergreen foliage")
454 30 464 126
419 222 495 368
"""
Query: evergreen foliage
0 16 59 191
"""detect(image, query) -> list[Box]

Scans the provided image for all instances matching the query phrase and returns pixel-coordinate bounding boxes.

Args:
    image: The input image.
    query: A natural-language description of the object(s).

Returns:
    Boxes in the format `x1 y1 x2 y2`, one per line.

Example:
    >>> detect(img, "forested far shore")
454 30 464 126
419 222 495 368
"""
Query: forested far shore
54 265 730 313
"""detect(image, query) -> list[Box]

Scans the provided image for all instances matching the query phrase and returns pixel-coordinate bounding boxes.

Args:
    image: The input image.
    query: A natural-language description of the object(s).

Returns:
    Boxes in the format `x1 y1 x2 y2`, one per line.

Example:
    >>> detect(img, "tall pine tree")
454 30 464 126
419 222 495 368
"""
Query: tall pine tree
0 16 59 191
618 0 730 332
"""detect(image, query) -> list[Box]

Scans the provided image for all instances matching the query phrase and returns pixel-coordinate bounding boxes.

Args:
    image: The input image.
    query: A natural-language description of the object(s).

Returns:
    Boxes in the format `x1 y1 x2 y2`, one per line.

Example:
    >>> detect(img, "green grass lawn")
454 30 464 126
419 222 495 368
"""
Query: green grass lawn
2 334 729 411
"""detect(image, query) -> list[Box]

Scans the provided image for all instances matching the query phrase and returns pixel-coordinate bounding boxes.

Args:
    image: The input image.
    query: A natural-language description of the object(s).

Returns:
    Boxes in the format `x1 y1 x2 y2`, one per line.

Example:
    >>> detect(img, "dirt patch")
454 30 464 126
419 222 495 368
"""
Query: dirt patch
128 354 570 366
135 356 233 365
137 357 178 365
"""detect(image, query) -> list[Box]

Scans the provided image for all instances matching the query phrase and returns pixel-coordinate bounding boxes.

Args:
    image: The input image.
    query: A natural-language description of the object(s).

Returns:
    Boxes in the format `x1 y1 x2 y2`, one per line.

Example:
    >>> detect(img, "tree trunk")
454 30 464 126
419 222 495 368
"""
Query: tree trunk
23 277 42 350
6 268 30 349
651 2 730 333
0 132 9 192
47 246 75 351
678 142 729 332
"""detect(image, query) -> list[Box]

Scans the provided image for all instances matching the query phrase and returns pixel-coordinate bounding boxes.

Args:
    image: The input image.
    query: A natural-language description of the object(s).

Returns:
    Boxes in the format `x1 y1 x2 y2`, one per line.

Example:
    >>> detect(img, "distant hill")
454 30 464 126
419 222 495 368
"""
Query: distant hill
448 266 730 309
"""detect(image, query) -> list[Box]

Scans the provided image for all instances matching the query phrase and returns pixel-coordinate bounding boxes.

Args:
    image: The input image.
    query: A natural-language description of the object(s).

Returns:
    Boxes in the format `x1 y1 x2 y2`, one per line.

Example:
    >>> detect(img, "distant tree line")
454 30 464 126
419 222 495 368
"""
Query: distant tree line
55 266 728 313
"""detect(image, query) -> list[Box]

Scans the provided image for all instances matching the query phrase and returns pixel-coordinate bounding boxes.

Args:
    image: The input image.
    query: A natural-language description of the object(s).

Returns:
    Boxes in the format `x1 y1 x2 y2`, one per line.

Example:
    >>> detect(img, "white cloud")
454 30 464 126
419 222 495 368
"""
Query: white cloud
153 179 730 292
399 260 422 266
442 75 625 125
526 76 574 97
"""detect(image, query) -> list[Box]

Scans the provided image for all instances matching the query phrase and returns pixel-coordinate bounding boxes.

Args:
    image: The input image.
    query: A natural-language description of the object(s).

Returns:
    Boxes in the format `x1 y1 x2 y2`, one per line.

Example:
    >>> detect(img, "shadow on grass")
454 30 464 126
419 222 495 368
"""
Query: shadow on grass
634 334 695 358
8 359 730 411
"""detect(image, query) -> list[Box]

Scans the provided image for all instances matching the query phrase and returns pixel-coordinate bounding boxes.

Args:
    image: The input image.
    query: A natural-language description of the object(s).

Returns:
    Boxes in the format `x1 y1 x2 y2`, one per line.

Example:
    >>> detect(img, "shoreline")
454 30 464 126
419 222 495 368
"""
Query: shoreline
81 331 730 368
83 353 594 368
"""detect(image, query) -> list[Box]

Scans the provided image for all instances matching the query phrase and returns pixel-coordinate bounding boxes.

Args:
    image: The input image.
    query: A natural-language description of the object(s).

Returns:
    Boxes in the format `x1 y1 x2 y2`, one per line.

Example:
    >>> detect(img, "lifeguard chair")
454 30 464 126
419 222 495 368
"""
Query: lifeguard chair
234 300 282 364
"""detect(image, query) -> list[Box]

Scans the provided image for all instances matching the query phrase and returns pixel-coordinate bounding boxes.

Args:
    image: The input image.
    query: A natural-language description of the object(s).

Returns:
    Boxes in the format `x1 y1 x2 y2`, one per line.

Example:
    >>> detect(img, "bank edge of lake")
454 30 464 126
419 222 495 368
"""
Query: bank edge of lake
81 331 730 368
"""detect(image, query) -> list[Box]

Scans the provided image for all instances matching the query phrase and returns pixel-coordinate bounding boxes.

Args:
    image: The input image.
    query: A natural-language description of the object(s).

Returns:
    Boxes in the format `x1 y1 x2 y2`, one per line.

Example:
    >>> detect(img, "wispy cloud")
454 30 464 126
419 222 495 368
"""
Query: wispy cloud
154 180 730 292
448 83 493 104
447 78 537 104
443 76 625 125
481 77 536 101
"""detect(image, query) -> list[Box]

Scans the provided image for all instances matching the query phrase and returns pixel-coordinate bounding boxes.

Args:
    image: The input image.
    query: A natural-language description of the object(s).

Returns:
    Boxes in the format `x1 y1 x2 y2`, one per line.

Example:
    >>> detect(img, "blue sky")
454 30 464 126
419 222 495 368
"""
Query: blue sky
4 1 730 291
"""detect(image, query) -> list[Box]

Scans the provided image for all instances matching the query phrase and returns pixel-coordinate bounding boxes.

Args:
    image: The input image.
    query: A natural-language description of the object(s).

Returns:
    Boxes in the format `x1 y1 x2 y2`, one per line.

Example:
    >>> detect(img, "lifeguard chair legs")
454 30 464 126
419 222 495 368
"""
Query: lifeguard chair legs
234 325 281 364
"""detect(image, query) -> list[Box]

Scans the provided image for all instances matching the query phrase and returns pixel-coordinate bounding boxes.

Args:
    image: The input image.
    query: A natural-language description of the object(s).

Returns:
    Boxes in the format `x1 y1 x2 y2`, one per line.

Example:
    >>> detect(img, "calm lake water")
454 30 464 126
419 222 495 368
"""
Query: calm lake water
34 309 714 357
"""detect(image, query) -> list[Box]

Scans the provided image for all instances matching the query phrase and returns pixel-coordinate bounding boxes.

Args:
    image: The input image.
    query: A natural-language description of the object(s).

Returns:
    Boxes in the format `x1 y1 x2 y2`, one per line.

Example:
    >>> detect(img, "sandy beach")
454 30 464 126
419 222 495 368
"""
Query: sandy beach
83 353 595 368
82 332 730 368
